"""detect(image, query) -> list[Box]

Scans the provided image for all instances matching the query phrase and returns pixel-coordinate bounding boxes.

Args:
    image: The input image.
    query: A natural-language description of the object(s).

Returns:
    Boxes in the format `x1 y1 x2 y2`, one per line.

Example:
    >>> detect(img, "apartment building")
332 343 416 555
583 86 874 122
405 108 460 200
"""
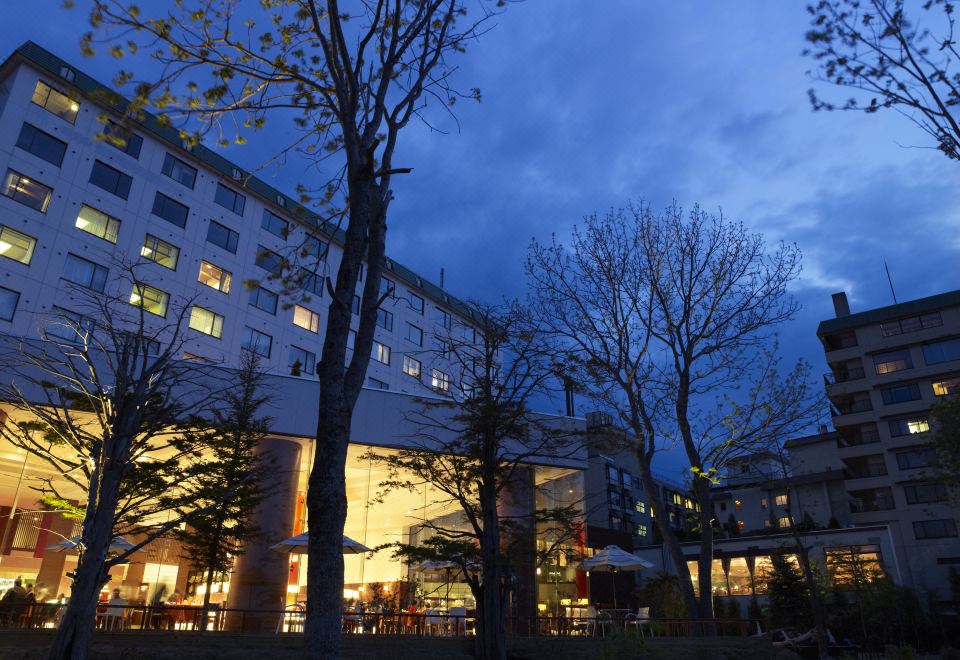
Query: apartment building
819 288 960 598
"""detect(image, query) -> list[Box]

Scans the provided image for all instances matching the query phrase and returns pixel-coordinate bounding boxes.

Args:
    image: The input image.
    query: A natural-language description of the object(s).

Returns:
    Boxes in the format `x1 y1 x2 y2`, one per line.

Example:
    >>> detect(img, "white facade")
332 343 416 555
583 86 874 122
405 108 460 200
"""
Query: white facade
0 43 466 396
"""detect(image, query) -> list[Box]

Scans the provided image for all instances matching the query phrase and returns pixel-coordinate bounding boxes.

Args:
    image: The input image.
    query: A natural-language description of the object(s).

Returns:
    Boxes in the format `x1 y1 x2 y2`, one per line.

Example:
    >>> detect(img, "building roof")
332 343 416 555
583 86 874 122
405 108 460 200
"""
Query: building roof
818 288 960 336
784 430 837 449
2 41 472 318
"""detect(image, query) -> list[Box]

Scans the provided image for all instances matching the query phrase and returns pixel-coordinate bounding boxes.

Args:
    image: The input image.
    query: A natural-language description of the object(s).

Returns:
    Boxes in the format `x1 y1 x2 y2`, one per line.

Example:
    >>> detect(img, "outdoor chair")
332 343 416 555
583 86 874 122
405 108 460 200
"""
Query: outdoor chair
571 606 597 637
624 606 654 638
100 603 126 631
425 609 444 635
448 606 467 636
276 602 305 634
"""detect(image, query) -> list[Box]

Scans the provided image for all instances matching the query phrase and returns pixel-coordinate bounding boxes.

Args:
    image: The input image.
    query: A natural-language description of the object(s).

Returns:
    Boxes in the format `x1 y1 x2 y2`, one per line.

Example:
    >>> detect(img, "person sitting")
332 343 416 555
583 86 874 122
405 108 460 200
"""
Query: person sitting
102 589 126 630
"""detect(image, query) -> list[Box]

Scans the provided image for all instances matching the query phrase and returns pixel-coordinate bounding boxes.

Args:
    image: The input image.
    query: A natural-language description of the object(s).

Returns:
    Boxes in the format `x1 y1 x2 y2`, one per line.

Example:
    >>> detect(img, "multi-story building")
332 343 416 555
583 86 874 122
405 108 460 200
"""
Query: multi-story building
0 41 587 623
819 288 960 598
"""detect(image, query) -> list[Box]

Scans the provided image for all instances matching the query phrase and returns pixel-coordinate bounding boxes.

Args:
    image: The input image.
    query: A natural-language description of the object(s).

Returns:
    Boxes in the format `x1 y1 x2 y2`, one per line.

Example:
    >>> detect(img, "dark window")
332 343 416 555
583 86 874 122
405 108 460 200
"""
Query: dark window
89 160 132 199
289 346 316 375
102 120 143 158
255 245 283 273
406 323 423 346
16 123 67 166
377 308 394 331
896 446 937 470
408 291 424 314
151 192 189 228
248 286 278 315
352 295 361 315
923 338 960 366
880 383 922 405
207 221 239 253
380 277 396 297
367 377 389 390
913 519 958 540
262 210 288 238
0 287 20 321
873 348 913 375
214 183 246 215
435 307 452 330
44 307 95 343
62 253 108 292
298 269 324 297
242 326 272 357
881 312 943 337
161 153 197 189
904 483 948 504
303 238 327 262
2 169 52 212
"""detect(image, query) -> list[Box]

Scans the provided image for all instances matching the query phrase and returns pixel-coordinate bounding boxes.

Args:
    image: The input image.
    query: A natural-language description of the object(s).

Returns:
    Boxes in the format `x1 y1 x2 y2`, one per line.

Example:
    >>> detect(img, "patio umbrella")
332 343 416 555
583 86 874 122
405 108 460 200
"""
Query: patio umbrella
271 531 371 555
582 545 654 609
47 535 135 554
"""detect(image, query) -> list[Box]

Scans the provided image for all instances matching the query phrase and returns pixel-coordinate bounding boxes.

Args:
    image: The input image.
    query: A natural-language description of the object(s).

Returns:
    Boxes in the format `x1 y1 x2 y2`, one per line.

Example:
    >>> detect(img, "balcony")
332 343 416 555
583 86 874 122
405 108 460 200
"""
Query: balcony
835 398 874 415
824 365 866 386
837 428 881 447
844 464 888 479
849 495 896 513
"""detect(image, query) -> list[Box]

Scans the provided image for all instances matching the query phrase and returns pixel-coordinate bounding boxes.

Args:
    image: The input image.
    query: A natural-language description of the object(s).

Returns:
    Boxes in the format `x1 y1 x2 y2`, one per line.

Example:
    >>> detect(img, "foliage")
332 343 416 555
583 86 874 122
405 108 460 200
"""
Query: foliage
805 0 960 160
931 391 960 500
765 554 813 630
635 572 686 619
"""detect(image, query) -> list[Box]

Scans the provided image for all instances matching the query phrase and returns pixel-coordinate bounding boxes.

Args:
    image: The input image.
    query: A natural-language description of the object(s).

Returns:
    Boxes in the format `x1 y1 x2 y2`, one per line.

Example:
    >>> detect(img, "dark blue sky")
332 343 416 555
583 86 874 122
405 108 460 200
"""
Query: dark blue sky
4 2 958 468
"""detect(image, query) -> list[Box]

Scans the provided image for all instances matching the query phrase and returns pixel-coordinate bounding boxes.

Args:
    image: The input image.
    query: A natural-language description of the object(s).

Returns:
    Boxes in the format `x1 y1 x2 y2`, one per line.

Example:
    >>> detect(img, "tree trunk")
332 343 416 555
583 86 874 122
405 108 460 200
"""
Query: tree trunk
636 457 698 618
796 542 830 659
476 489 505 660
46 469 122 660
693 477 715 626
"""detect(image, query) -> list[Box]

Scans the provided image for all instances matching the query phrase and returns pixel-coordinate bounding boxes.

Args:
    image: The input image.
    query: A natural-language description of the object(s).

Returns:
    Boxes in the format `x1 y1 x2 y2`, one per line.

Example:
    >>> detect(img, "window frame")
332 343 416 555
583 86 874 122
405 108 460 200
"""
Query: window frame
372 340 391 365
2 169 52 212
161 153 198 189
188 306 224 339
0 225 37 265
242 326 272 357
206 220 239 253
293 305 321 334
31 81 79 123
403 355 422 378
151 192 190 229
197 260 231 293
102 120 143 158
129 283 169 317
140 234 180 270
62 253 108 292
16 122 67 166
88 160 133 199
248 286 279 315
261 210 289 238
75 204 121 244
0 287 20 321
214 182 246 215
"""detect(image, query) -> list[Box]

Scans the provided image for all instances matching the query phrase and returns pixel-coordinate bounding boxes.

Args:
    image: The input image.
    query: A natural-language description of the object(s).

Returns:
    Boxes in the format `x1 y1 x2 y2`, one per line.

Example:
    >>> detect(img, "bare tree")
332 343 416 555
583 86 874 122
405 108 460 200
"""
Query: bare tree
805 0 960 160
528 202 818 623
0 264 238 660
82 4 503 656
365 301 582 660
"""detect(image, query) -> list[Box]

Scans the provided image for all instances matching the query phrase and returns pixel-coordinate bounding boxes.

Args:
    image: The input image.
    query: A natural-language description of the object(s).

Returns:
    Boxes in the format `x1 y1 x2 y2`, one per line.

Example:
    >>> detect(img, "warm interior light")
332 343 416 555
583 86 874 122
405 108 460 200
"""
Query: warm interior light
70 102 79 112
287 585 299 594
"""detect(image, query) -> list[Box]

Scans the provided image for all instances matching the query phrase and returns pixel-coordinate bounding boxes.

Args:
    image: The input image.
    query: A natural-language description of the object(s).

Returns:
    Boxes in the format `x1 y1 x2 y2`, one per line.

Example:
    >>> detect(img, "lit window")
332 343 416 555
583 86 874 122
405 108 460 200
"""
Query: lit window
2 169 52 212
293 305 320 333
288 346 316 375
734 499 742 510
89 160 132 199
672 493 683 505
0 287 20 321
635 501 646 514
241 326 272 357
933 378 960 396
129 284 169 317
432 368 450 391
737 520 745 530
372 340 391 365
889 417 930 437
248 286 278 315
403 355 421 378
774 494 788 507
637 524 648 537
873 348 913 375
31 81 79 123
207 220 239 253
16 123 67 166
102 120 143 158
778 516 791 528
62 254 108 292
377 308 394 331
760 498 768 509
0 226 36 265
161 153 197 189
152 192 189 229
262 210 288 238
198 261 231 293
140 234 179 268
406 323 423 346
214 183 246 215
75 205 120 243
188 306 224 338
408 291 424 314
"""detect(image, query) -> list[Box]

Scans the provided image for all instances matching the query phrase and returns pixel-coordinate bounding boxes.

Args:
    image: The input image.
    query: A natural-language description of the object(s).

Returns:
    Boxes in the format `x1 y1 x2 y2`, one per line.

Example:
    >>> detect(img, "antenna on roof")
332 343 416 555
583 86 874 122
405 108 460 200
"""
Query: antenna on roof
440 267 445 289
884 259 898 304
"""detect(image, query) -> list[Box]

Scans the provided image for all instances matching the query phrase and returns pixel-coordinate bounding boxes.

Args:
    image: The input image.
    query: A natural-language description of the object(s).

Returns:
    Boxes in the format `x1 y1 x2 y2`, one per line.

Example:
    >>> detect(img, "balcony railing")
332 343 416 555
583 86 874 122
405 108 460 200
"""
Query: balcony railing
824 366 866 386
843 464 888 479
849 495 896 513
838 429 881 447
836 399 874 415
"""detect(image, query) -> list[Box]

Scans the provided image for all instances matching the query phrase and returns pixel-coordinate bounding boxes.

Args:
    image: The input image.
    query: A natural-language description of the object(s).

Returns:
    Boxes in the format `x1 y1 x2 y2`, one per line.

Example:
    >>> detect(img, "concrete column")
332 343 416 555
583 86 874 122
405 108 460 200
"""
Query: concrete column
122 557 147 602
498 465 537 632
225 437 302 631
35 513 76 599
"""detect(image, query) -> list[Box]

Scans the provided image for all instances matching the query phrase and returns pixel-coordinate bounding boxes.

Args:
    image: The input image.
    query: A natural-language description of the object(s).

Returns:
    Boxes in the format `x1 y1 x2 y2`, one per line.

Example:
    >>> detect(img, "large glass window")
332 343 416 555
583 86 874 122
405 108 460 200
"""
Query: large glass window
380 277 396 298
62 254 108 291
435 307 452 330
207 221 239 253
904 482 948 504
129 283 169 317
289 346 316 375
16 123 67 166
896 446 937 470
0 226 36 265
262 210 288 238
923 338 960 366
141 234 179 270
873 348 913 375
914 519 958 540
214 183 246 215
89 160 132 199
248 286 278 315
198 261 231 293
880 383 921 405
825 546 885 586
372 340 391 365
293 305 320 333
151 192 189 228
888 417 930 437
2 170 52 212
933 377 960 396
75 205 120 243
189 306 224 338
31 81 79 123
242 327 272 357
0 287 20 321
298 269 324 297
161 153 197 188
102 120 143 158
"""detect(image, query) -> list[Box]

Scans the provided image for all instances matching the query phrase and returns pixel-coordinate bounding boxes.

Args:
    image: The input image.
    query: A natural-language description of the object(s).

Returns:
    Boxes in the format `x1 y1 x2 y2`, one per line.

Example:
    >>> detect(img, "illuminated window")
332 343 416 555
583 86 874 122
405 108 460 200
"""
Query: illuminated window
889 417 930 437
933 378 960 396
140 235 179 270
825 546 885 586
403 355 421 379
372 340 391 365
129 284 169 317
873 348 913 375
432 368 450 391
2 169 52 212
197 261 231 292
0 226 36 265
76 205 120 243
672 493 683 505
760 497 768 509
734 499 742 510
188 306 223 338
737 519 745 530
778 516 791 528
31 81 79 123
293 305 320 333
774 494 788 507
635 501 646 514
637 524 647 537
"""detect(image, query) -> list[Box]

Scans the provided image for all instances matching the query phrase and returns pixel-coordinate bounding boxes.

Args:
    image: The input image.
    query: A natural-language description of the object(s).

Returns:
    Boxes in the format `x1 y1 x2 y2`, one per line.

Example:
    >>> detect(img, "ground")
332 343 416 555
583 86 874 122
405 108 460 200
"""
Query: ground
0 631 799 660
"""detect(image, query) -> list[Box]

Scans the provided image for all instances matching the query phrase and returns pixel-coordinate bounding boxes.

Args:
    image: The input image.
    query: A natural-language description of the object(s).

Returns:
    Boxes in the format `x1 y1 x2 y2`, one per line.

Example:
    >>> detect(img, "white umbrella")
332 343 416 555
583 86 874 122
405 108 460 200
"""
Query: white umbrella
271 531 371 555
47 535 135 554
582 545 654 609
